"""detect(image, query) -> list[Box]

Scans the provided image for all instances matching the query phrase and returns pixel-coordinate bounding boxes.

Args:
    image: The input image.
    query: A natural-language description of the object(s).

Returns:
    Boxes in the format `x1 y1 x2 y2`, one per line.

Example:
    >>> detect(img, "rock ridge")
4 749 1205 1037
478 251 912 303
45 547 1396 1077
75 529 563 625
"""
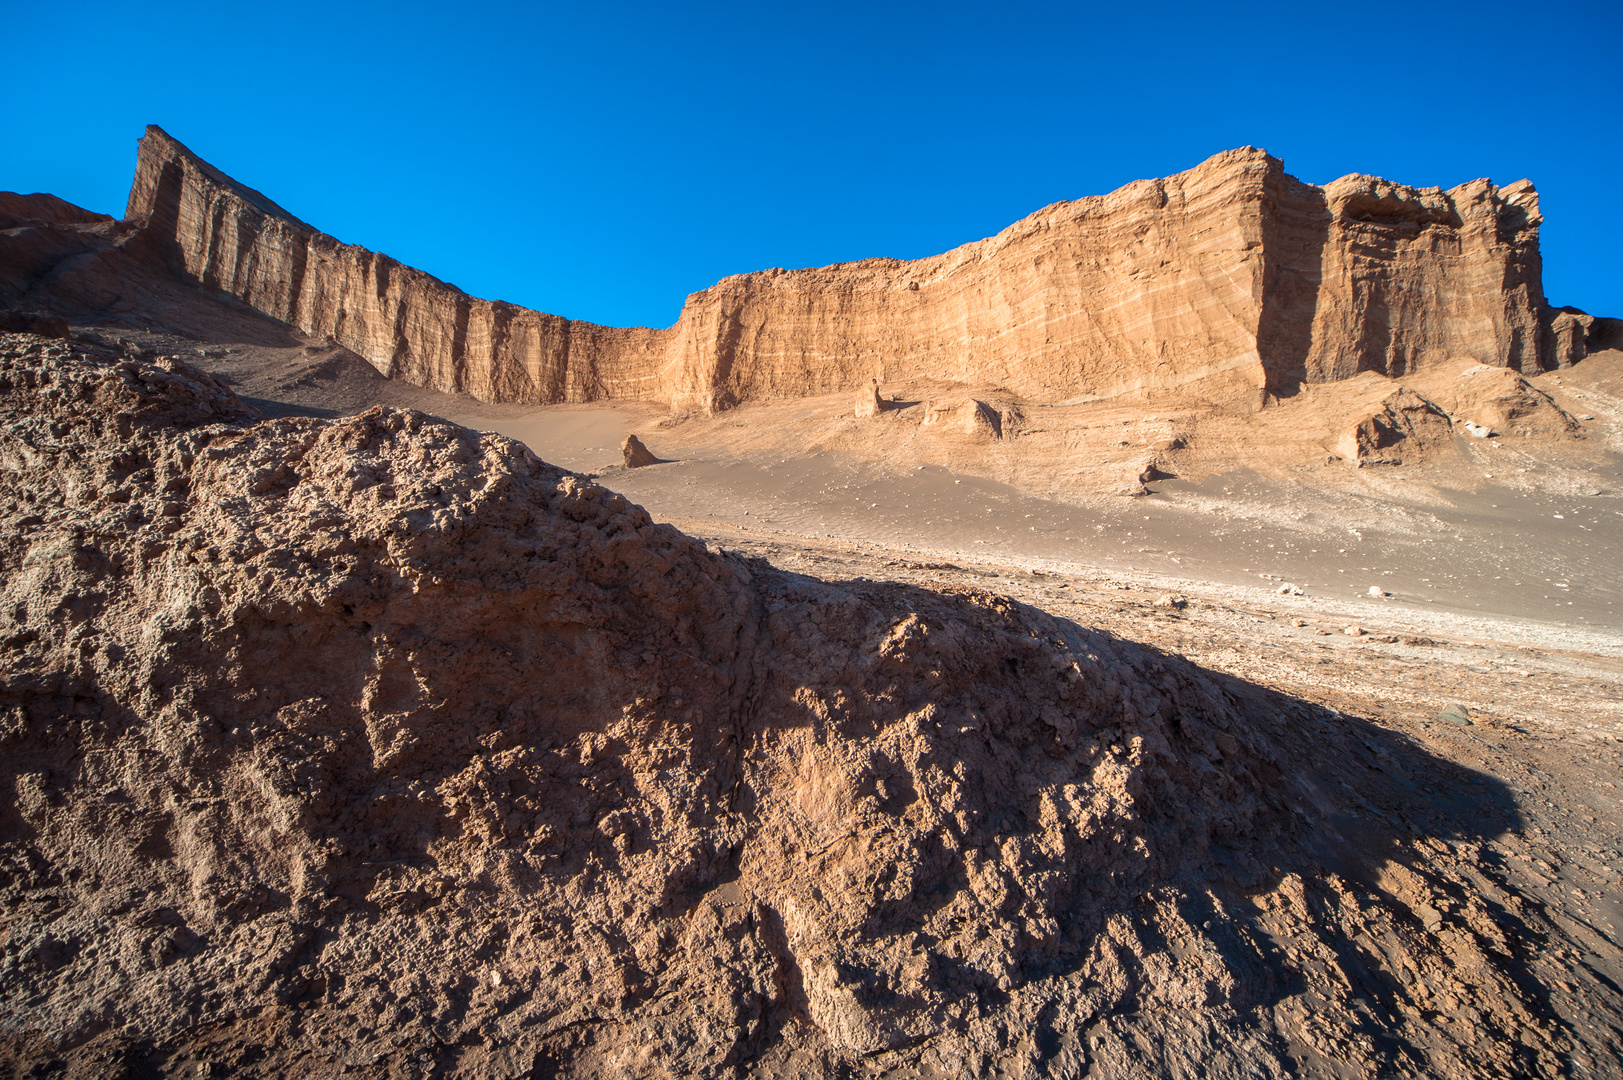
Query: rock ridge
38 127 1612 413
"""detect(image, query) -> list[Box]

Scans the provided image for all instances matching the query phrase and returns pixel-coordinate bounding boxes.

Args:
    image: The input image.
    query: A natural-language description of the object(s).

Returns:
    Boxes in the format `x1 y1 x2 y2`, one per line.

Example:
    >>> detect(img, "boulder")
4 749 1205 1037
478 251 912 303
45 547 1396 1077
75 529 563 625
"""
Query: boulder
621 433 664 467
921 397 1002 439
854 378 885 418
1139 460 1169 484
1334 387 1452 466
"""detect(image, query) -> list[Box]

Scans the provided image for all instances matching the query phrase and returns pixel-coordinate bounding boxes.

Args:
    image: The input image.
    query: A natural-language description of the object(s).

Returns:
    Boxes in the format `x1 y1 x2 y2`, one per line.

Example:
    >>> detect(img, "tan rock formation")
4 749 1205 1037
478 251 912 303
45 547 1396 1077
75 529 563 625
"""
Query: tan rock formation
922 396 1003 439
1335 387 1453 466
1543 309 1623 368
965 399 1003 439
121 127 671 405
852 378 884 418
620 432 662 467
1418 363 1580 440
119 126 1575 415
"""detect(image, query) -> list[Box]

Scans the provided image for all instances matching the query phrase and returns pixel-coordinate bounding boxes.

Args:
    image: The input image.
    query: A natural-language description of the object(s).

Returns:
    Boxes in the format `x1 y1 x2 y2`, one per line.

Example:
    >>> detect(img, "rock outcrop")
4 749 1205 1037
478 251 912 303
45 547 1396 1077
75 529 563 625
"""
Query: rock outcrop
0 193 113 230
923 397 1004 439
1545 308 1623 368
0 332 1570 1077
1335 388 1454 466
118 130 669 405
1422 364 1581 440
620 433 662 467
109 126 1582 414
852 379 885 418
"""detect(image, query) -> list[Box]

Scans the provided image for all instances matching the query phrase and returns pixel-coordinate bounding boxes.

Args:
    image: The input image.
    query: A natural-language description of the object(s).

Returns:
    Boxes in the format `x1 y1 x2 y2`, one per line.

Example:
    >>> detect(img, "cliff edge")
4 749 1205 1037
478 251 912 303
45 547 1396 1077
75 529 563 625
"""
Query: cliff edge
98 127 1603 411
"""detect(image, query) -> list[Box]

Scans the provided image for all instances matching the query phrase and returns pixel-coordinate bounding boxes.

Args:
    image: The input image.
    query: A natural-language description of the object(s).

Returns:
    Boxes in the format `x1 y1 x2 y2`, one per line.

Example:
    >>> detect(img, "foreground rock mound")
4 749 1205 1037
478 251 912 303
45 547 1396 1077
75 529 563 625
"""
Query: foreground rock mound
0 334 1573 1077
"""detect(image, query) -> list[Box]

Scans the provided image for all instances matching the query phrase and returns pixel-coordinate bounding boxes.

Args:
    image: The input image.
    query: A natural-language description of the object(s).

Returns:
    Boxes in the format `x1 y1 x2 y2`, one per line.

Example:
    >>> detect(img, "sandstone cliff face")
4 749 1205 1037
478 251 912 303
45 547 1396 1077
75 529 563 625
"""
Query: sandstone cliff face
1259 172 1547 389
123 127 671 405
123 126 1563 413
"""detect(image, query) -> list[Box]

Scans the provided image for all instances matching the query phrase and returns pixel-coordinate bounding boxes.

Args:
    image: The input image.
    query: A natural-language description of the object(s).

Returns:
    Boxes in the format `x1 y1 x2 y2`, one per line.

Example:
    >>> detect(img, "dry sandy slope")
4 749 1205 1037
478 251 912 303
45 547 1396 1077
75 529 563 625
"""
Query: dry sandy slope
444 355 1623 635
2 334 1619 1078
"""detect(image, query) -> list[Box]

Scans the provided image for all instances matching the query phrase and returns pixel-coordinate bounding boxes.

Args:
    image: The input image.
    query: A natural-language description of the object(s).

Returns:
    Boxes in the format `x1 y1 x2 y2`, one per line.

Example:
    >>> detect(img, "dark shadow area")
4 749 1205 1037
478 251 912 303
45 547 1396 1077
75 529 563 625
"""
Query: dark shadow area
234 395 339 420
1256 170 1329 399
1005 598 1572 1075
725 570 1581 1074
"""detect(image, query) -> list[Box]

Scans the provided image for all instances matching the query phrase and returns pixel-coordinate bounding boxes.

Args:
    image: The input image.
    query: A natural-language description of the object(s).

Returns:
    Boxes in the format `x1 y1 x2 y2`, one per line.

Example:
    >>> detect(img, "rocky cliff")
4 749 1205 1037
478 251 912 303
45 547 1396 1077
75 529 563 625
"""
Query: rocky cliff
122 127 673 405
123 126 1574 412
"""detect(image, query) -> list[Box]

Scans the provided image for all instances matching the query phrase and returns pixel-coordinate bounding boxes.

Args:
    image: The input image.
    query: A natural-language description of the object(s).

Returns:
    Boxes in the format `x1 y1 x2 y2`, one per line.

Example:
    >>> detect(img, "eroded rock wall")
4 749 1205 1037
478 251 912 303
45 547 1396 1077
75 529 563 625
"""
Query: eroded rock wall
1299 174 1547 384
122 126 1557 412
659 149 1282 412
123 127 671 405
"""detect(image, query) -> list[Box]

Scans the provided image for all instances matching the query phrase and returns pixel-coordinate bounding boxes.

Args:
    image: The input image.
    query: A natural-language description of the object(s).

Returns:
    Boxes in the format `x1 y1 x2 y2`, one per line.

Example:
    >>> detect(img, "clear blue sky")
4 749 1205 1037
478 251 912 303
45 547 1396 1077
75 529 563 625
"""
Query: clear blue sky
5 0 1618 328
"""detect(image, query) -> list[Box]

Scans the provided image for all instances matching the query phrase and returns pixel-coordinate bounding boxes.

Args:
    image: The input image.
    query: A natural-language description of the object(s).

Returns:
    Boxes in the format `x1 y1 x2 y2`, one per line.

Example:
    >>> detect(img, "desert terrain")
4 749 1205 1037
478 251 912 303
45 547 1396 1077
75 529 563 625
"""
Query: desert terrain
1 131 1620 1078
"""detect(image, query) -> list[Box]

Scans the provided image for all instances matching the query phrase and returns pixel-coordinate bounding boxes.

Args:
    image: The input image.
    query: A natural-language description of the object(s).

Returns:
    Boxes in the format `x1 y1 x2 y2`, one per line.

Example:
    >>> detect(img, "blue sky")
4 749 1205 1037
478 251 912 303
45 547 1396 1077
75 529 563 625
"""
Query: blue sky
5 0 1618 328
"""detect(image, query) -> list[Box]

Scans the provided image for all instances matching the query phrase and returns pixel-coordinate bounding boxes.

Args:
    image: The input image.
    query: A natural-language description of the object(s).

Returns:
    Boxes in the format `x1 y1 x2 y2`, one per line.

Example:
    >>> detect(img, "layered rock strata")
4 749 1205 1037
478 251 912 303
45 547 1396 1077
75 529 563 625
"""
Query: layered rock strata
0 334 1571 1077
121 126 1575 413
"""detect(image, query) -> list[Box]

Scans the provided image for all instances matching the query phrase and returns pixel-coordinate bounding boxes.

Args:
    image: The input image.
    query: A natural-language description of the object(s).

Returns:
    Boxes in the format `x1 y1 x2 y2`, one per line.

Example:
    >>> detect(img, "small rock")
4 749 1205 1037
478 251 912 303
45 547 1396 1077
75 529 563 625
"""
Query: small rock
1463 420 1495 438
1343 626 1365 637
1438 703 1471 726
1367 586 1387 597
1315 628 1330 636
1153 594 1187 610
1275 583 1304 596
1291 618 1307 627
621 434 663 468
854 378 885 418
